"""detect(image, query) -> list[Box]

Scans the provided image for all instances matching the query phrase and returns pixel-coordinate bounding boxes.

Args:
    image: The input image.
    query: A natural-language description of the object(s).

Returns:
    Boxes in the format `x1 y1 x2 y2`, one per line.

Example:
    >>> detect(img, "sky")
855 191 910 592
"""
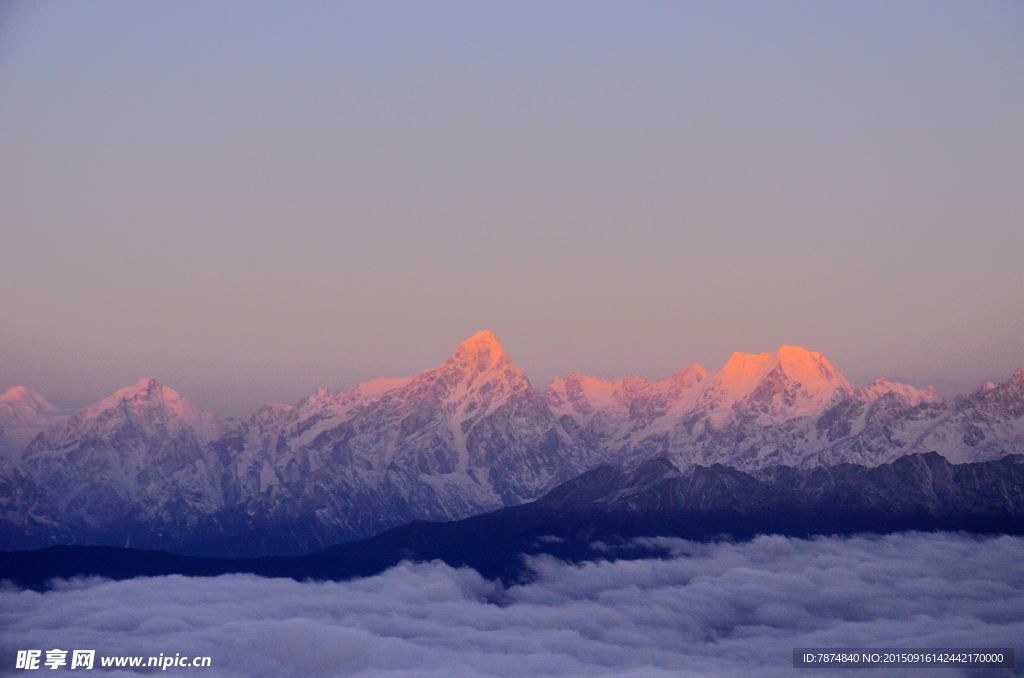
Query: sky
1 1 1022 414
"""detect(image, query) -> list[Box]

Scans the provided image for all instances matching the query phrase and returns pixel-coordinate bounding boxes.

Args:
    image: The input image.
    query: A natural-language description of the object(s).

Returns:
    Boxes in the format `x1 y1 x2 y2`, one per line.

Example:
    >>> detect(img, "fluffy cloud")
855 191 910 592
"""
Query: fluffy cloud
2 533 1022 676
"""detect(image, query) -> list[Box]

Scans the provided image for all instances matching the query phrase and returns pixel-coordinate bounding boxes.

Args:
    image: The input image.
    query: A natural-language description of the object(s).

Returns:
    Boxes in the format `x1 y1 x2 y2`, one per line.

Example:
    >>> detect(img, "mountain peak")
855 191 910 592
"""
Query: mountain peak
775 345 830 372
668 363 708 387
0 386 59 414
0 387 63 439
700 345 852 423
111 377 180 403
57 378 223 442
297 386 334 408
131 376 162 392
701 346 840 385
85 378 199 422
450 330 508 368
433 330 532 423
859 378 941 406
628 456 684 485
774 345 846 384
776 344 823 361
715 351 777 389
457 329 503 349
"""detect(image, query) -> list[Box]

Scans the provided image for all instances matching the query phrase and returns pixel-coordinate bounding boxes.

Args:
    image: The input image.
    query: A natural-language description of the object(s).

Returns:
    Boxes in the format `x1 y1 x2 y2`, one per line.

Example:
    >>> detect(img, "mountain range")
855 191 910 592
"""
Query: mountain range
2 331 1022 555
3 451 1021 590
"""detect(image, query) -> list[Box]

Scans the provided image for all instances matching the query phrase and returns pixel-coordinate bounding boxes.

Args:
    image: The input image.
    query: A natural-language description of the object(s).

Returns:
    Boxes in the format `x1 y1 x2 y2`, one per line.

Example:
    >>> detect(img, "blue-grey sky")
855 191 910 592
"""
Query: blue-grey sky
1 1 1022 414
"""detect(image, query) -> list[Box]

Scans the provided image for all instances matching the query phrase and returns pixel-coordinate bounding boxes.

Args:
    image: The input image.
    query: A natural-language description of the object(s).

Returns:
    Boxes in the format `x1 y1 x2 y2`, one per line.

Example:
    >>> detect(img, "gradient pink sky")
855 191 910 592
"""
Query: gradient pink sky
1 2 1022 414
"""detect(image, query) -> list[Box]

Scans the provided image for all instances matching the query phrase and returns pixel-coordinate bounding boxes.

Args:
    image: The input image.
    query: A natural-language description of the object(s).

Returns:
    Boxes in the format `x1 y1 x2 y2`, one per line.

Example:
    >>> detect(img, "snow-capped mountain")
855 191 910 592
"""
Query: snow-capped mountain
207 330 583 554
0 386 65 455
1 332 1022 555
37 377 224 446
545 364 708 449
857 378 941 406
696 346 854 424
18 378 228 539
543 344 958 469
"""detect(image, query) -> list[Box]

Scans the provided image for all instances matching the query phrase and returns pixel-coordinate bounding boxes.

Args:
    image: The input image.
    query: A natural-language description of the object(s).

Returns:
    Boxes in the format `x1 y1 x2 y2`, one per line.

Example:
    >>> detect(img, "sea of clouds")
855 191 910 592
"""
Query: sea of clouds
2 533 1022 676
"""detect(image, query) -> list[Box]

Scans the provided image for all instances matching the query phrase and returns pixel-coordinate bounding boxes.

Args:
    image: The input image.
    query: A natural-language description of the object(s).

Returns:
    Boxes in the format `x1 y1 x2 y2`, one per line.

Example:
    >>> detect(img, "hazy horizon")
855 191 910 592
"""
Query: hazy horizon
3 1 1022 414
3 328 1021 416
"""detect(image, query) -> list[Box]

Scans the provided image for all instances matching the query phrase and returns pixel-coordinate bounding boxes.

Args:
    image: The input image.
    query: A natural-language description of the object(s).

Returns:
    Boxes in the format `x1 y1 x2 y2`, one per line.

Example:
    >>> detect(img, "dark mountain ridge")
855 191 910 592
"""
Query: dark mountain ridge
2 452 1021 590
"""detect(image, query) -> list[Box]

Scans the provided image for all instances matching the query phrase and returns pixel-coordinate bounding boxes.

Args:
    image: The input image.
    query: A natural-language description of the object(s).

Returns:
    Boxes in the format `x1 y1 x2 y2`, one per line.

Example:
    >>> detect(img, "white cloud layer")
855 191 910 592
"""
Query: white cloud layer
2 533 1022 677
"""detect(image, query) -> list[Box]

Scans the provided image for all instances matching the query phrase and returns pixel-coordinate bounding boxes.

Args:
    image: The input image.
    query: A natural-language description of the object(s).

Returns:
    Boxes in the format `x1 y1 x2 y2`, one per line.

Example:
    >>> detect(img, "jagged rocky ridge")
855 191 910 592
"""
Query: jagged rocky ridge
2 331 1023 555
3 452 1021 590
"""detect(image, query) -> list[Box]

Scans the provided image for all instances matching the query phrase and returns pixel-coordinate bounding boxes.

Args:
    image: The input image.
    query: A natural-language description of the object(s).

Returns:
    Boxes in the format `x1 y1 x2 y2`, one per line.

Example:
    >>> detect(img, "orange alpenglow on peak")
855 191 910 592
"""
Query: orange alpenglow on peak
668 363 708 388
700 345 854 419
775 345 831 366
451 330 508 364
715 346 844 383
774 345 846 381
714 351 777 389
458 329 502 349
